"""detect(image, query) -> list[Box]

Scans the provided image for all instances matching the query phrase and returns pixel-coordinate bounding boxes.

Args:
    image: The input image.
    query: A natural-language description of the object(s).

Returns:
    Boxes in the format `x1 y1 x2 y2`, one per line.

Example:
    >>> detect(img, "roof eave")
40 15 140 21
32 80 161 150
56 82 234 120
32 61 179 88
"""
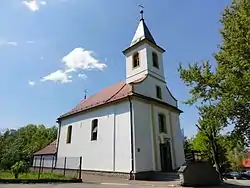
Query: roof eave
57 95 133 121
122 39 165 55
33 152 56 156
133 93 183 114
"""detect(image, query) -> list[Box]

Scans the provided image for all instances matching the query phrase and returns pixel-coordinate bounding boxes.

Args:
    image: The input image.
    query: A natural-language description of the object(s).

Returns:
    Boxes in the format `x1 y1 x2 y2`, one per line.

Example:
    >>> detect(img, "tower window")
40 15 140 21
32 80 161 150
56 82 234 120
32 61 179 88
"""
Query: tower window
132 52 140 68
158 114 166 132
156 85 162 99
152 52 159 68
66 125 72 144
91 119 98 141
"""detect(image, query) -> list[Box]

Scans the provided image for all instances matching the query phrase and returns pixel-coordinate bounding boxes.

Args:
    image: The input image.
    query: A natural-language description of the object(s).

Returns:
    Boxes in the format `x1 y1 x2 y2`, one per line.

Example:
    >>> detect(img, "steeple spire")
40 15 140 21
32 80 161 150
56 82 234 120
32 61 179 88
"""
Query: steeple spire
130 7 156 47
139 5 144 20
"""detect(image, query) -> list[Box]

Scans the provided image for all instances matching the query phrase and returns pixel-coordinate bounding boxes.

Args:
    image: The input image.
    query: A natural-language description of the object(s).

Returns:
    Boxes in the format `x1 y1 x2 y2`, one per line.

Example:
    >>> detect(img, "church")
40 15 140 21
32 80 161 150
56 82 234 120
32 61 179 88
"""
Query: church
34 11 185 179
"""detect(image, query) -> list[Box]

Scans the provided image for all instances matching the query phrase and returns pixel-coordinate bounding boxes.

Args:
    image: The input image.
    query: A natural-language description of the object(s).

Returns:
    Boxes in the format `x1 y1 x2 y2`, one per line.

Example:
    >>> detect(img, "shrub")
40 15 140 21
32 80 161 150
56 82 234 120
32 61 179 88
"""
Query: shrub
11 161 25 179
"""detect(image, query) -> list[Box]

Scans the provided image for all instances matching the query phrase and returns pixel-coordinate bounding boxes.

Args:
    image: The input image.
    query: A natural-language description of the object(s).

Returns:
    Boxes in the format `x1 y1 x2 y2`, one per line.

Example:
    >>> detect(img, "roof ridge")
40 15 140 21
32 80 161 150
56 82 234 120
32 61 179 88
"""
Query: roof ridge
104 83 127 103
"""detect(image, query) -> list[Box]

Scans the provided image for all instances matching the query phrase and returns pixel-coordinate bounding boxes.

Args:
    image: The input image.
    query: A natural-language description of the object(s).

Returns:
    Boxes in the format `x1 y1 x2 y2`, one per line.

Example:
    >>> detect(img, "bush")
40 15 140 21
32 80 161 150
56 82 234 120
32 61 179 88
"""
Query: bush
11 161 25 179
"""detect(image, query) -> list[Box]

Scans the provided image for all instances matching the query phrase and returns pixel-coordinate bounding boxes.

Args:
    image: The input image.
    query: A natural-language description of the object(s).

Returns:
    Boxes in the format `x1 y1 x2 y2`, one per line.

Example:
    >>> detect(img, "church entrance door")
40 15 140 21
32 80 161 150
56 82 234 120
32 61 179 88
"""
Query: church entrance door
160 141 173 172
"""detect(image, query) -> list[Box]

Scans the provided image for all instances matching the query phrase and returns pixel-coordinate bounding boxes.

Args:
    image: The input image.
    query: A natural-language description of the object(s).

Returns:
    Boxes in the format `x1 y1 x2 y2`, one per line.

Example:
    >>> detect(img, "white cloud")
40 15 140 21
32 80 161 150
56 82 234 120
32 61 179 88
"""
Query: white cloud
62 48 107 72
41 47 107 84
41 70 72 83
22 0 39 12
28 80 36 86
22 0 47 12
6 41 18 46
78 73 87 80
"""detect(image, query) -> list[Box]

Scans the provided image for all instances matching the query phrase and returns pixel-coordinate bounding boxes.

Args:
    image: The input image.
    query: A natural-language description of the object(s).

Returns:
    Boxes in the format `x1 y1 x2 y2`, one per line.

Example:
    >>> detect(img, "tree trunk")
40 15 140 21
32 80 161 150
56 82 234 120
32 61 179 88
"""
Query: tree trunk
210 137 222 181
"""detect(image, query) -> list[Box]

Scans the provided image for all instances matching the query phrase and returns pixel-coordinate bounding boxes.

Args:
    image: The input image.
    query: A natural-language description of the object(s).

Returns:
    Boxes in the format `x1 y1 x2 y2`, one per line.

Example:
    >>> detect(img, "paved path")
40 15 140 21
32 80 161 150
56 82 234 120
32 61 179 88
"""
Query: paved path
0 179 250 188
0 181 249 188
0 183 176 188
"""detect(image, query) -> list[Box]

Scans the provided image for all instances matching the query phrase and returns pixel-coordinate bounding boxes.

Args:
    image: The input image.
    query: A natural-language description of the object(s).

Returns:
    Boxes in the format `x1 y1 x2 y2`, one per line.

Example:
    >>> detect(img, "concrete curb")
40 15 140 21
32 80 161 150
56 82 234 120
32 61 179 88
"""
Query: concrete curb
83 181 181 187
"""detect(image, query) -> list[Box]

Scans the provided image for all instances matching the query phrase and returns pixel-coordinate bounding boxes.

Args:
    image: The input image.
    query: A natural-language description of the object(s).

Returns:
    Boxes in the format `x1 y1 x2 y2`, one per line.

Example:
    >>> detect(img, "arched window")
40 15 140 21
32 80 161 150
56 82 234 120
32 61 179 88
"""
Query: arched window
152 52 159 68
66 125 72 144
156 85 162 99
91 119 98 141
158 114 166 133
132 52 140 68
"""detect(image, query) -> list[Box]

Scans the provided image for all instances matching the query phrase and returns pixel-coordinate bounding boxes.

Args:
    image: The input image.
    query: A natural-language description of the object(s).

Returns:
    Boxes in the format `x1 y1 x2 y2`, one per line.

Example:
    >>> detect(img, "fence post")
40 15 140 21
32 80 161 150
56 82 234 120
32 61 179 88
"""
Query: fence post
79 156 82 180
34 157 36 171
41 158 45 172
38 155 43 179
63 157 67 176
51 156 54 173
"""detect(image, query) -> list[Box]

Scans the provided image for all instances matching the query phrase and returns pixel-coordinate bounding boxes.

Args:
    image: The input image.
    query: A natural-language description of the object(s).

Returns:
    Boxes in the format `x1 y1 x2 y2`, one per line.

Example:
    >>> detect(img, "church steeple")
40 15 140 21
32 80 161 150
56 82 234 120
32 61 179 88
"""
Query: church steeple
130 18 156 47
123 10 166 84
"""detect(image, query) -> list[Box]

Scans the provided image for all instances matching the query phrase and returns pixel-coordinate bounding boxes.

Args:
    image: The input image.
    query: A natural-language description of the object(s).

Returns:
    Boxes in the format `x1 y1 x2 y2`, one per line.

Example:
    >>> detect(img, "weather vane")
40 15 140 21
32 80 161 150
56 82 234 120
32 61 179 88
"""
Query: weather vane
84 89 88 99
139 4 144 20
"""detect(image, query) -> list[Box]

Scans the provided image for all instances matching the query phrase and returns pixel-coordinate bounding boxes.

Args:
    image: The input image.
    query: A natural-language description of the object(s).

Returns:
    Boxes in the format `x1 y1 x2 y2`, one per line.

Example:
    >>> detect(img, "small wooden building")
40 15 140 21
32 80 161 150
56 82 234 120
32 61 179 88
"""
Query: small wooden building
33 140 57 168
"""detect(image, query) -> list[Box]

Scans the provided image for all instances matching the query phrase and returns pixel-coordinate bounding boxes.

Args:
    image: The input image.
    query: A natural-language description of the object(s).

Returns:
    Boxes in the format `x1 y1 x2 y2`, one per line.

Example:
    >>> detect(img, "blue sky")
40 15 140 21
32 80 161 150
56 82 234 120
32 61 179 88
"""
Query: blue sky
0 0 231 137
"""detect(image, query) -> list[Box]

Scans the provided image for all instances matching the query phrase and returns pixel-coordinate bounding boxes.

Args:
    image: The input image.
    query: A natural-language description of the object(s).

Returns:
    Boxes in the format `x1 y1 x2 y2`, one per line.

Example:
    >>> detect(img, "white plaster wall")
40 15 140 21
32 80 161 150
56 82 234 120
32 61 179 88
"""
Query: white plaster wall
133 76 177 107
33 155 56 168
125 43 166 84
146 45 165 81
57 101 132 173
170 112 185 168
33 156 41 167
114 102 132 172
132 99 154 172
153 106 181 170
125 43 149 83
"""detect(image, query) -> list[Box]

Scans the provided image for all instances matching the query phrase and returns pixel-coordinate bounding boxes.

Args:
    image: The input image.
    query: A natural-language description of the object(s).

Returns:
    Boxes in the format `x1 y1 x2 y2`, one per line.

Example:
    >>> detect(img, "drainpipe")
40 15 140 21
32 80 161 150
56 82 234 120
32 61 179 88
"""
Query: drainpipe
128 97 135 180
55 119 62 168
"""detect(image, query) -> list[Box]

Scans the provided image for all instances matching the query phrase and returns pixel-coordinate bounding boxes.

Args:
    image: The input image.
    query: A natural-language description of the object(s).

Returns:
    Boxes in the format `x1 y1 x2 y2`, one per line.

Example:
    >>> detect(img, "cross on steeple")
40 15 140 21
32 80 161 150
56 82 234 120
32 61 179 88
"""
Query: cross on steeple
84 89 88 99
139 5 144 20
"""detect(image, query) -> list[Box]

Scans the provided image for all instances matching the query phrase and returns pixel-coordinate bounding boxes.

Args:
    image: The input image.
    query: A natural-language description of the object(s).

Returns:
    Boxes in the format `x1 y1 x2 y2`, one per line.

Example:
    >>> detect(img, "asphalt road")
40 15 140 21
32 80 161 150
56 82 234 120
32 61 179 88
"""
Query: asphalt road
0 180 250 188
0 183 151 188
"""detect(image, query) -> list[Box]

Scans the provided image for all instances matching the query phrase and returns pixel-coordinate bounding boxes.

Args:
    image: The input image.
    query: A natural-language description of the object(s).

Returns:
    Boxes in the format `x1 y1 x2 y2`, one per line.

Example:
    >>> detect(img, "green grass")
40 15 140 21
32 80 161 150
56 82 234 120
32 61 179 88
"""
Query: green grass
0 171 74 180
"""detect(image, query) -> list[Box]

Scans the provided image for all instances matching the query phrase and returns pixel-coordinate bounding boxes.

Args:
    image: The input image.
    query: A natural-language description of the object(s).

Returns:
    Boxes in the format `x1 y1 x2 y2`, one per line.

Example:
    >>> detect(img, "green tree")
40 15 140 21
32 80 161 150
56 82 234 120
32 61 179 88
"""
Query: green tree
0 124 57 170
178 0 250 178
214 0 250 144
192 131 211 160
183 136 193 155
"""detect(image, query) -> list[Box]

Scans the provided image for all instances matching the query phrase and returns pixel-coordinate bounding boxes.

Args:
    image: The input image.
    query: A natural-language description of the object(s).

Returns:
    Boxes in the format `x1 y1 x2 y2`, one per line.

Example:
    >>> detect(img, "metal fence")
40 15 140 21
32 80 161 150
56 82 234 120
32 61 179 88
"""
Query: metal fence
32 156 82 180
185 150 205 162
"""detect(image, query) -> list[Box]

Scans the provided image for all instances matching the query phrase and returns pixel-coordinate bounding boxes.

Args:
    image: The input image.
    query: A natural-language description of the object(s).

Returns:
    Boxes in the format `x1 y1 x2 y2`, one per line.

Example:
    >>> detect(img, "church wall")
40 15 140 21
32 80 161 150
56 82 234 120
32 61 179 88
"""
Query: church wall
133 76 177 107
57 100 132 173
153 105 184 170
169 112 185 168
114 101 132 172
126 43 149 83
132 99 154 172
146 45 165 81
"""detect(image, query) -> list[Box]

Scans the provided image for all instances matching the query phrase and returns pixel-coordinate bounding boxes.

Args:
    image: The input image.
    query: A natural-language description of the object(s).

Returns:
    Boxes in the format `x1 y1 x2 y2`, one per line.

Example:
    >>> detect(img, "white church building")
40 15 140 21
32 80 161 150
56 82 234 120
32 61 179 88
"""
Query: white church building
34 12 185 179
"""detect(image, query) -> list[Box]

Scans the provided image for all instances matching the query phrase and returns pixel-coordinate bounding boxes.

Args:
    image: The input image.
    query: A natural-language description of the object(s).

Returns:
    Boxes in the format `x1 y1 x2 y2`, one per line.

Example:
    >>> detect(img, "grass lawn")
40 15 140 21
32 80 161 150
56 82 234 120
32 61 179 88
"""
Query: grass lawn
0 171 74 180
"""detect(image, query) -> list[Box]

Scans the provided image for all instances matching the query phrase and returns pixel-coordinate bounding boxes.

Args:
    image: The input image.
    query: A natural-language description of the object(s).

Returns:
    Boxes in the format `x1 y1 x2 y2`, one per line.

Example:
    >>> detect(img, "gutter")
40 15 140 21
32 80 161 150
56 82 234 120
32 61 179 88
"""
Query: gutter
55 119 62 167
128 96 135 180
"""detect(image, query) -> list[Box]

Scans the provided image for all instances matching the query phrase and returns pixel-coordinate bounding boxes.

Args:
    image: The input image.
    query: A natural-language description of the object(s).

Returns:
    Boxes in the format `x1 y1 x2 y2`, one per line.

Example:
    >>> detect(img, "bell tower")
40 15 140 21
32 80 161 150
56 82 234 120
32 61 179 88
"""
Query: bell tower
123 9 166 84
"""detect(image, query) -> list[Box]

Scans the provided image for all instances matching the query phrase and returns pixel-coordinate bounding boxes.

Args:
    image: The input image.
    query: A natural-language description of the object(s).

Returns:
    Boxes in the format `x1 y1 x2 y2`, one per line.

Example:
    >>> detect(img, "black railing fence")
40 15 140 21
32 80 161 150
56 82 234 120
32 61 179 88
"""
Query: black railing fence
32 156 82 180
185 150 206 162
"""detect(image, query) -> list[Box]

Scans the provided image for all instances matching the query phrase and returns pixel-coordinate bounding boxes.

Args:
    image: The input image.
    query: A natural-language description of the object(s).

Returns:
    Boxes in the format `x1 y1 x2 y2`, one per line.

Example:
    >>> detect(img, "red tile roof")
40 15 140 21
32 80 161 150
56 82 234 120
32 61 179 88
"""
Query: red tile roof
242 158 250 168
59 81 133 119
34 140 57 156
58 76 181 120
